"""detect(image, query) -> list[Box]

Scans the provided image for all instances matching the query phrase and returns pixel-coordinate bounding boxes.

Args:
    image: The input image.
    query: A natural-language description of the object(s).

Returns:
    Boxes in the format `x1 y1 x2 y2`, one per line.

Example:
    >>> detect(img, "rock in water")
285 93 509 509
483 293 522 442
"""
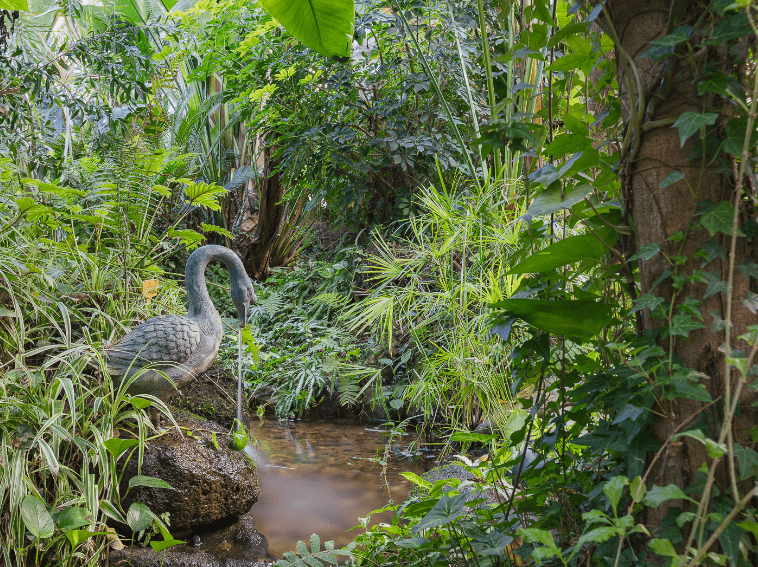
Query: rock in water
120 412 259 531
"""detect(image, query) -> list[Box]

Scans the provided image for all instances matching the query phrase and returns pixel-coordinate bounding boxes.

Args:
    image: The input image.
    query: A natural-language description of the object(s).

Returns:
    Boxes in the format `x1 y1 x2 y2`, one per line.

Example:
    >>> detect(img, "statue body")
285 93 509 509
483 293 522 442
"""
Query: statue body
105 245 255 401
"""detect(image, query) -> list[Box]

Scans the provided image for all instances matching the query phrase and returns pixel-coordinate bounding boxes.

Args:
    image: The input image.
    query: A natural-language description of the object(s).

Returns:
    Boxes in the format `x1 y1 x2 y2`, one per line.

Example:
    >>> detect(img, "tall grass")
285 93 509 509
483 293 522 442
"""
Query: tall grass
345 178 524 431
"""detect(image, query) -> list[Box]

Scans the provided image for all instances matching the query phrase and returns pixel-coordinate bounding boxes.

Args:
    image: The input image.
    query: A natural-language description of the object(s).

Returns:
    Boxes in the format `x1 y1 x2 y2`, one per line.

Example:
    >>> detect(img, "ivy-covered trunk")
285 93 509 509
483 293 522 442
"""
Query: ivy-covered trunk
606 0 758 531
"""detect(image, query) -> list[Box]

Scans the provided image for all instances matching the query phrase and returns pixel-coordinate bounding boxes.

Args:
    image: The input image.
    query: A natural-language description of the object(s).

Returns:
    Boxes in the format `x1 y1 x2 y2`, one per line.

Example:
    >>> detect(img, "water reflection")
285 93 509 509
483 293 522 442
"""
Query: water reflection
248 418 437 557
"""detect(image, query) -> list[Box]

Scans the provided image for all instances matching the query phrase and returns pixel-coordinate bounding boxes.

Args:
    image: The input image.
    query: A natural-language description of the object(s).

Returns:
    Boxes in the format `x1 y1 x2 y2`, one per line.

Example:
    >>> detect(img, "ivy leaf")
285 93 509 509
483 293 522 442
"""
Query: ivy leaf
659 171 685 189
627 243 660 263
258 0 355 59
508 235 608 274
629 293 665 315
718 521 744 567
732 445 758 480
643 485 692 508
667 314 705 338
675 429 727 458
672 112 718 147
703 271 729 299
700 201 744 236
649 26 692 47
492 299 613 336
742 291 758 314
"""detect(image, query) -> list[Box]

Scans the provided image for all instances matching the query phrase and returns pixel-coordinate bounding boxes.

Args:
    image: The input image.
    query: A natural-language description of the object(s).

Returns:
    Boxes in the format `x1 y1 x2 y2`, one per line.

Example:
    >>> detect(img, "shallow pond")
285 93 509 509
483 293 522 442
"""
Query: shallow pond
247 418 438 557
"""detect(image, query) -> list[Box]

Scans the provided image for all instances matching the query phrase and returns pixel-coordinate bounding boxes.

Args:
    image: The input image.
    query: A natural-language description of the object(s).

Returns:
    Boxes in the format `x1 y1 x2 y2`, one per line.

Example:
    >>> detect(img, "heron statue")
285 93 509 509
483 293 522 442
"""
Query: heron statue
105 245 256 428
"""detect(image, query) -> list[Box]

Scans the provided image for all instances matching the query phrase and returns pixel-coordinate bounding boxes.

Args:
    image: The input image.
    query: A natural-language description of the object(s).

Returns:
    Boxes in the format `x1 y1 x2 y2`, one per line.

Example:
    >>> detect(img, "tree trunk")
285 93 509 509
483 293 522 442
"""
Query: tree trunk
238 143 285 281
605 0 758 532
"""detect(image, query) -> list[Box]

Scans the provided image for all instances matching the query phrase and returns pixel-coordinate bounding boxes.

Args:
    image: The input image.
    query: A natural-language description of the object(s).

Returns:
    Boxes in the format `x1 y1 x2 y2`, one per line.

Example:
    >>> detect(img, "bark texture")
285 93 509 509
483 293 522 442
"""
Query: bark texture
606 0 758 530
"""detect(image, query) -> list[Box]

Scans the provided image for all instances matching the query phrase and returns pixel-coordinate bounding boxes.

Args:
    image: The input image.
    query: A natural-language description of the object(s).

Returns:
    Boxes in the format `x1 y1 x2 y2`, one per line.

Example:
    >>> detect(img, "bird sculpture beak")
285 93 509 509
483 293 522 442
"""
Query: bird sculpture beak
238 302 249 328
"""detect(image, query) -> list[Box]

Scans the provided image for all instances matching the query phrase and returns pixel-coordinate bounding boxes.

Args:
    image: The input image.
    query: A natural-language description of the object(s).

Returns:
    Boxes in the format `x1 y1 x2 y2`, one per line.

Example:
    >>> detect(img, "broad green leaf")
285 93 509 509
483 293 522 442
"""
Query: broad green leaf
66 530 106 548
525 183 592 218
103 438 139 459
674 429 726 458
233 427 248 450
393 537 428 548
150 537 184 552
56 506 90 531
602 476 629 515
21 495 54 539
576 527 619 550
0 0 28 10
126 502 154 533
399 471 432 488
128 475 175 490
518 528 560 552
649 538 678 557
700 201 744 236
492 299 613 336
673 112 718 147
258 0 355 59
411 493 467 533
643 484 692 508
449 431 499 444
508 235 607 274
659 171 685 189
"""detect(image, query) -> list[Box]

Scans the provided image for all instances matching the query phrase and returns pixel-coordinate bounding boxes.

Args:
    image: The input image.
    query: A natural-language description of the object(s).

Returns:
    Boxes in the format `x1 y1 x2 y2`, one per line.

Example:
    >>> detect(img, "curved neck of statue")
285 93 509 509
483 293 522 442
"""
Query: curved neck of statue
185 249 222 329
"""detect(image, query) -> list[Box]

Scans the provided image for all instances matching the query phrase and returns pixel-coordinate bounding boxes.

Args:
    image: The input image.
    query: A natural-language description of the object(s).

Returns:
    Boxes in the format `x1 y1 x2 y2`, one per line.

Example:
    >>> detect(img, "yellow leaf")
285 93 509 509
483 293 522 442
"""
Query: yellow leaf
142 280 159 304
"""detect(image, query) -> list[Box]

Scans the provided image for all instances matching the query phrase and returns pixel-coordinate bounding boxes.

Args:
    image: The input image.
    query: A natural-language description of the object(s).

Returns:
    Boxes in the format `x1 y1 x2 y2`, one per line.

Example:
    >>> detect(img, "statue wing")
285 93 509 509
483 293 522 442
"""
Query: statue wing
105 315 202 377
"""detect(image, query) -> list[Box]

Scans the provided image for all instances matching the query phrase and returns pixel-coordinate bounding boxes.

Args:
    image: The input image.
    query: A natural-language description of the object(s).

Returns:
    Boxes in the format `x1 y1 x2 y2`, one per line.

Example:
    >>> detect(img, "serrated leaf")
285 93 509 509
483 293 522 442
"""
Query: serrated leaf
577 526 619 549
183 181 227 211
630 293 665 315
673 112 718 147
733 445 758 480
21 495 54 539
668 313 705 338
700 201 744 236
602 476 629 515
508 235 607 274
202 223 234 240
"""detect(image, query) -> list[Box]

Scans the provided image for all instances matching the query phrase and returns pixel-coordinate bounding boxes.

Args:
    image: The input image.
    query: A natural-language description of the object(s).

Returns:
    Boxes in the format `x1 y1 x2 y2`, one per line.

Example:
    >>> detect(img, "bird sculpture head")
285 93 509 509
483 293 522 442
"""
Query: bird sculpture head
231 274 257 328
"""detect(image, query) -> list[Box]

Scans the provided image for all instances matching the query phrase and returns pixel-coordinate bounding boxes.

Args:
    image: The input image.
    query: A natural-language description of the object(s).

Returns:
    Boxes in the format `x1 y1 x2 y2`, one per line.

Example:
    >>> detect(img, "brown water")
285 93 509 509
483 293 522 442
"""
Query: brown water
247 418 438 557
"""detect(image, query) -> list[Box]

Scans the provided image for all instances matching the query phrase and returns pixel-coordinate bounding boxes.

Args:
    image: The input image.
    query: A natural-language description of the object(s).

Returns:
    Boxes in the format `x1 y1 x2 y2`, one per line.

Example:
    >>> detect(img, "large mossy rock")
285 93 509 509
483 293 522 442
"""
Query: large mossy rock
410 463 500 509
171 365 249 429
120 412 259 531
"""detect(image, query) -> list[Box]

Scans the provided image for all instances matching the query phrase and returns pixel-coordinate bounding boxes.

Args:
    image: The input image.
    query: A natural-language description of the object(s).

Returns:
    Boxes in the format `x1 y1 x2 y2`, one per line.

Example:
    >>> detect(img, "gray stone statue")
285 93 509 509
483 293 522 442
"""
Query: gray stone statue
105 245 256 402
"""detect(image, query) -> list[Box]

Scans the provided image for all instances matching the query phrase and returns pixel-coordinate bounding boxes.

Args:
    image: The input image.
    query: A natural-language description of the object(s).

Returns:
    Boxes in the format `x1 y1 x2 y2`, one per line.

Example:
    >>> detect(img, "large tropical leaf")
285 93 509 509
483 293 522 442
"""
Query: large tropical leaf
258 0 355 59
492 299 613 336
508 235 608 274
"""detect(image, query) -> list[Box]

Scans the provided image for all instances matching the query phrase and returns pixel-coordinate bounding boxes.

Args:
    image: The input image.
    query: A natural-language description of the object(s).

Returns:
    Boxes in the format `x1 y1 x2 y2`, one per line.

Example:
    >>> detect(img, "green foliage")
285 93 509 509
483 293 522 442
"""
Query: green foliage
258 0 355 58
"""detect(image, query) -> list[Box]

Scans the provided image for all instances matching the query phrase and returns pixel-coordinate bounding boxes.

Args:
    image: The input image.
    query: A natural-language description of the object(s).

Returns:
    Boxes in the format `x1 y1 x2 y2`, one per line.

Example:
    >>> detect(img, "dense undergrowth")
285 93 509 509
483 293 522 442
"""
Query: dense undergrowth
2 0 758 566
